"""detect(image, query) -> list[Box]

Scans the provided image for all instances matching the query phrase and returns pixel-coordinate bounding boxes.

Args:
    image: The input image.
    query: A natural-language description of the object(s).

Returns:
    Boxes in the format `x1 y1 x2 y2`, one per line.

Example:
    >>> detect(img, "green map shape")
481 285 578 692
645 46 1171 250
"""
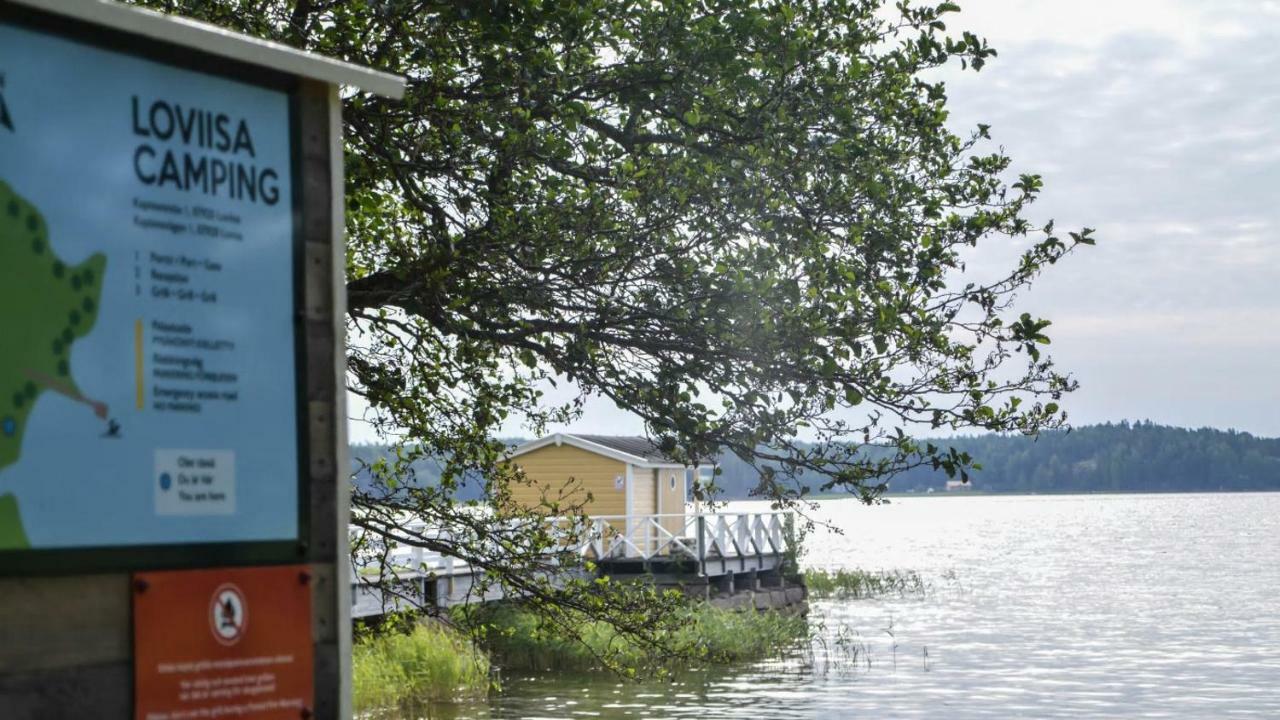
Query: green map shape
0 179 107 549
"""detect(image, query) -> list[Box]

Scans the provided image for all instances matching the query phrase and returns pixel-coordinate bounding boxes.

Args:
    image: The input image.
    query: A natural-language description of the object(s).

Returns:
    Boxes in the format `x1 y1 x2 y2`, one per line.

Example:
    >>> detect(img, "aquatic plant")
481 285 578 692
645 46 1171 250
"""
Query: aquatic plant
803 568 928 599
465 602 809 675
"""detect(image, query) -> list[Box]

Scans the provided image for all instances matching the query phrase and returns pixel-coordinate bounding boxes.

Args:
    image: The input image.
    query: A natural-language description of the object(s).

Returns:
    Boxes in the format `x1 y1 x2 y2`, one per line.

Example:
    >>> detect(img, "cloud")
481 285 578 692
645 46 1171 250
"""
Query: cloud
938 1 1280 435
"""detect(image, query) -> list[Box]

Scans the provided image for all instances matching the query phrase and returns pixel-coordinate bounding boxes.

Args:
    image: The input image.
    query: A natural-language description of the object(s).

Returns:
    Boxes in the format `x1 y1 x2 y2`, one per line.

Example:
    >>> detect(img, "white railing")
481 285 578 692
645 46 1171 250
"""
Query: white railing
581 511 789 565
350 510 793 609
353 512 790 578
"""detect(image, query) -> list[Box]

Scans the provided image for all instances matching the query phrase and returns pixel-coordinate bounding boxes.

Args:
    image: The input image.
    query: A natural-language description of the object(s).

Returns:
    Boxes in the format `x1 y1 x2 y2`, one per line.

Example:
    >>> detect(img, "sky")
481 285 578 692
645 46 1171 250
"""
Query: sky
350 0 1280 444
933 0 1280 437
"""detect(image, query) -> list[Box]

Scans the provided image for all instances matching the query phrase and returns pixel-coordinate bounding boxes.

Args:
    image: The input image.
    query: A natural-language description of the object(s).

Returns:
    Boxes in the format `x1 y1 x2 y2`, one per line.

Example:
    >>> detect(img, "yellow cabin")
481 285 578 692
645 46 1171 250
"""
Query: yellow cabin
506 434 690 539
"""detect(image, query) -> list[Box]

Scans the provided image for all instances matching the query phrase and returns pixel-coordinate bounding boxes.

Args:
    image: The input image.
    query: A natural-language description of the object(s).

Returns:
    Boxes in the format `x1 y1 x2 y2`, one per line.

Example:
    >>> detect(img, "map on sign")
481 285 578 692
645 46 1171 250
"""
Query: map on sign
0 21 300 551
0 185 108 547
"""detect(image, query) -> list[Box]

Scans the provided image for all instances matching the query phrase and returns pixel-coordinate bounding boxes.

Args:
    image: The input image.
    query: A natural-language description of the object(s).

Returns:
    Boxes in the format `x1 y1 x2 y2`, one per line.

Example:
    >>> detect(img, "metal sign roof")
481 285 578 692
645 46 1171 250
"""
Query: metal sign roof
9 0 407 99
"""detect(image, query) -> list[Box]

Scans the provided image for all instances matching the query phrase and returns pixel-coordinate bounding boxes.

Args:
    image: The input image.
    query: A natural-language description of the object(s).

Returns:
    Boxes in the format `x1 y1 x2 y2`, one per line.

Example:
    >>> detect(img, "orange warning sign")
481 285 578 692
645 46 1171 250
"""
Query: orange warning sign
133 565 314 720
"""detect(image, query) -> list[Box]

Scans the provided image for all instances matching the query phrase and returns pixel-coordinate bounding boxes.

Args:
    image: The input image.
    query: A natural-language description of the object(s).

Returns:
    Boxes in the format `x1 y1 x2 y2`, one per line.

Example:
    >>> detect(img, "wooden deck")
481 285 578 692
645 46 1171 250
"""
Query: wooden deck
351 511 795 618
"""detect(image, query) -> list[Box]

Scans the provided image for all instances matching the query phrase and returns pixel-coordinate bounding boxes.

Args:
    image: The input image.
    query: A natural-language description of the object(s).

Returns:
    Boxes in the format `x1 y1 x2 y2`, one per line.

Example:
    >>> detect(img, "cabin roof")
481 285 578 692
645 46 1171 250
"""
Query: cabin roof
509 433 689 469
571 435 673 463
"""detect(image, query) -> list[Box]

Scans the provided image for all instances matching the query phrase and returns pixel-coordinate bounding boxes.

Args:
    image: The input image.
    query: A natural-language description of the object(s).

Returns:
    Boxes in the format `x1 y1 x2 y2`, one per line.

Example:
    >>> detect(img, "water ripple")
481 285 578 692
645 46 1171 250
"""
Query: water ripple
423 493 1280 719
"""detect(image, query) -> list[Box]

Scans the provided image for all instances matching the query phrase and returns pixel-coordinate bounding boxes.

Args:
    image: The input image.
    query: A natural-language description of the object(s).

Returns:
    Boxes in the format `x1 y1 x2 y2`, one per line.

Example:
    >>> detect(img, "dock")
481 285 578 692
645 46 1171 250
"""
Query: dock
351 510 805 618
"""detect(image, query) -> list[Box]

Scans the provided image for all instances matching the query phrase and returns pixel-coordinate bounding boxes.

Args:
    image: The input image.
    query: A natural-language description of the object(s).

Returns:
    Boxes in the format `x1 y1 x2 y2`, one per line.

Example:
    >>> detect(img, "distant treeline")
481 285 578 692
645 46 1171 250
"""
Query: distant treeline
710 421 1280 497
350 422 1280 501
348 445 485 501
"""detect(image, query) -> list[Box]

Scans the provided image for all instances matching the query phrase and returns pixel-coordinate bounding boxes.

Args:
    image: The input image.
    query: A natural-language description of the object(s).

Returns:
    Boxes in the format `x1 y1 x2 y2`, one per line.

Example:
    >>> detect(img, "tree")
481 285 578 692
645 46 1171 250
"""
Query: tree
135 0 1092 665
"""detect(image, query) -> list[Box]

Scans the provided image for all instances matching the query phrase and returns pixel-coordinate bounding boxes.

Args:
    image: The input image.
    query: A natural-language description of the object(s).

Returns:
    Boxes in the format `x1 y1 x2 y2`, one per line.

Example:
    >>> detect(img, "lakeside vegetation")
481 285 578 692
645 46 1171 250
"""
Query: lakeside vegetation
353 602 810 712
351 570 933 713
352 622 491 715
804 568 927 600
467 602 808 675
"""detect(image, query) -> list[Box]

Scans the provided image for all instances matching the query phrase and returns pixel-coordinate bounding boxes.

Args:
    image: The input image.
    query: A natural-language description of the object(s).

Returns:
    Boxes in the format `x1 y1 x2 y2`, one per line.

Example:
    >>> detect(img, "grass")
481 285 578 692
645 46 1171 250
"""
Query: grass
803 568 927 599
349 567 928 713
352 621 492 714
351 603 807 711
466 602 809 674
351 597 812 711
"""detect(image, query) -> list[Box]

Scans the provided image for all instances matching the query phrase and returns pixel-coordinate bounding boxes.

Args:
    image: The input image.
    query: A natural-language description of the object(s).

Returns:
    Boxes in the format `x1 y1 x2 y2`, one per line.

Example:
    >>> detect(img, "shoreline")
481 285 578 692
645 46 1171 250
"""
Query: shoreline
784 488 1280 501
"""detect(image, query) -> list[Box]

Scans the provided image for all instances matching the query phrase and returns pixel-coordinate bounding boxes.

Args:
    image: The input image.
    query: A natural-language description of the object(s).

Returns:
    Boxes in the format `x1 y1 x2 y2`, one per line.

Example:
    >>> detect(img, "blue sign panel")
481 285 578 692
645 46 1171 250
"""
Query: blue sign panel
0 19 301 555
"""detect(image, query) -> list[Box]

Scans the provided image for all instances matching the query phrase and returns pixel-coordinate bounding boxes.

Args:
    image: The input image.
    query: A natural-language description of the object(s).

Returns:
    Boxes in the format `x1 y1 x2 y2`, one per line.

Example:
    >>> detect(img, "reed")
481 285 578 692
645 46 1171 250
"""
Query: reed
803 568 927 599
468 602 809 674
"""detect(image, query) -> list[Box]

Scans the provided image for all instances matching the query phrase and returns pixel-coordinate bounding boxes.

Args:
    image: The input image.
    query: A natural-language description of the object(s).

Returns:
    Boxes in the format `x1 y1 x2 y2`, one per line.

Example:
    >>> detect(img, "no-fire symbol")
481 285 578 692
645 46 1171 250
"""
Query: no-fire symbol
209 583 248 646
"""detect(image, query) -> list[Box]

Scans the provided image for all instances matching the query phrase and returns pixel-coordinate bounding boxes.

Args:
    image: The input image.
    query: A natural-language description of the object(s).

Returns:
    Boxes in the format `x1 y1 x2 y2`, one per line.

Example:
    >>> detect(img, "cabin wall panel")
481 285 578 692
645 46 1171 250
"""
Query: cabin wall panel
658 468 687 536
510 444 627 515
633 467 657 515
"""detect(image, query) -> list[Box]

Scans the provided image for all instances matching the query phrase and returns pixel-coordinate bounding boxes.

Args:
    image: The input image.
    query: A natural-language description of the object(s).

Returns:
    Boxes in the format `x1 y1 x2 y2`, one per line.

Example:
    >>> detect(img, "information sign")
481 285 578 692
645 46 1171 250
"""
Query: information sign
0 14 303 562
0 2 403 717
133 564 314 720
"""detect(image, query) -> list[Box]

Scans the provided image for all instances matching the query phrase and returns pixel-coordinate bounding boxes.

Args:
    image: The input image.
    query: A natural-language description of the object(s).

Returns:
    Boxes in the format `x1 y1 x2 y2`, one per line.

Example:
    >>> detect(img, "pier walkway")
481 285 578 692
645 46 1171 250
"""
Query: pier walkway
351 510 796 618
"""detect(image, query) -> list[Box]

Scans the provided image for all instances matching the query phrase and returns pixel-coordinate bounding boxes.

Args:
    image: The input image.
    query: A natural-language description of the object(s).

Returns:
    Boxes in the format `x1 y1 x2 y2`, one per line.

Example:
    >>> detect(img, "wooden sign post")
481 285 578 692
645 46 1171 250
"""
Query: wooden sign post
0 1 404 717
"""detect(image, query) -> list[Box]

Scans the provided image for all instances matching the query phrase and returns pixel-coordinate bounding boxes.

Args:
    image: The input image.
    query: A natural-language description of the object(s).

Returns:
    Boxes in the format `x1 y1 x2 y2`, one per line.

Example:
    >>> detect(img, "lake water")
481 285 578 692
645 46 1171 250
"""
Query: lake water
418 492 1280 718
